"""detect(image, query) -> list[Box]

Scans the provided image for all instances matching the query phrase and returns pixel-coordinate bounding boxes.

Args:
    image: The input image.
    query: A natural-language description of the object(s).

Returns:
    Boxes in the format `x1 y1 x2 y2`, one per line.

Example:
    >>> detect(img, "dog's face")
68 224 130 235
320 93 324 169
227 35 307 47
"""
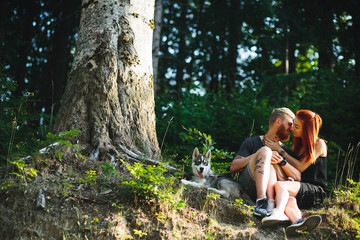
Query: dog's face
192 147 211 179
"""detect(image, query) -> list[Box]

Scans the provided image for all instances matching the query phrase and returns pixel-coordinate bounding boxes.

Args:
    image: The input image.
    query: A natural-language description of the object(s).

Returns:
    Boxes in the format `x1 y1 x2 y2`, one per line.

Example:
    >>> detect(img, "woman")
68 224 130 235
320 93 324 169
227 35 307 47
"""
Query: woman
262 110 327 236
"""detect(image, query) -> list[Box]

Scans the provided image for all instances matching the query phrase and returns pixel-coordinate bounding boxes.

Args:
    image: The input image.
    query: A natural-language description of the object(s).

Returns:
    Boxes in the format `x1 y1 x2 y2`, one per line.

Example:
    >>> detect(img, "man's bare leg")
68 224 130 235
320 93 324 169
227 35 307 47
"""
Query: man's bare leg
248 146 272 200
248 146 273 217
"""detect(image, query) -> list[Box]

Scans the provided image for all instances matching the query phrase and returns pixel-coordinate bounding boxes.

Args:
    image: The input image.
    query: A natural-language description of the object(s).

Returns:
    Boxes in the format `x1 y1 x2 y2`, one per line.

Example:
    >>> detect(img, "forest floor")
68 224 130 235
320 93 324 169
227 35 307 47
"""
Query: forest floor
0 149 357 240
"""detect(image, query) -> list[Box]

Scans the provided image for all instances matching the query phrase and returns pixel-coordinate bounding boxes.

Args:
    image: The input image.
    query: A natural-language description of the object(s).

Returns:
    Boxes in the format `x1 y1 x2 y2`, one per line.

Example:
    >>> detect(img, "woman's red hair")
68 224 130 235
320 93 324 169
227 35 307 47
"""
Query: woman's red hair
293 110 322 163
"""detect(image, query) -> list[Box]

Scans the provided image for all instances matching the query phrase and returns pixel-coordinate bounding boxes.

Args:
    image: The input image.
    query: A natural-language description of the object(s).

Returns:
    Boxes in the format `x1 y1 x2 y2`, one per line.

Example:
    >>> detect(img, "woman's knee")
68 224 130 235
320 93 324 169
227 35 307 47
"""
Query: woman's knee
257 146 272 159
275 181 288 192
259 146 272 154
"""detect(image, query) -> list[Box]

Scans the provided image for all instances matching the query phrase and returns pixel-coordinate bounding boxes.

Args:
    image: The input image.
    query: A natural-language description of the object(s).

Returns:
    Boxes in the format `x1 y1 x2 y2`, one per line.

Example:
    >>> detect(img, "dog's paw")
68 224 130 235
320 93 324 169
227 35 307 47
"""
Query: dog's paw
208 188 229 198
221 191 230 198
181 179 191 185
181 179 202 188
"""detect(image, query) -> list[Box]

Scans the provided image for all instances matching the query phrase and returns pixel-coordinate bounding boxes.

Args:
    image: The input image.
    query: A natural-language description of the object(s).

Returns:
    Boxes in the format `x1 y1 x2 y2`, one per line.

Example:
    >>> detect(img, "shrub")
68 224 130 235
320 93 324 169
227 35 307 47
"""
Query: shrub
121 159 185 210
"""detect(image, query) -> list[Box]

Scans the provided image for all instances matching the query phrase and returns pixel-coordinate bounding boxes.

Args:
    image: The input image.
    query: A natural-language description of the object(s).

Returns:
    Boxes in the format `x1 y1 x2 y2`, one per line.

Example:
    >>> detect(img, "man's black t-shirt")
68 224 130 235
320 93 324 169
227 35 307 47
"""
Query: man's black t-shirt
237 136 263 158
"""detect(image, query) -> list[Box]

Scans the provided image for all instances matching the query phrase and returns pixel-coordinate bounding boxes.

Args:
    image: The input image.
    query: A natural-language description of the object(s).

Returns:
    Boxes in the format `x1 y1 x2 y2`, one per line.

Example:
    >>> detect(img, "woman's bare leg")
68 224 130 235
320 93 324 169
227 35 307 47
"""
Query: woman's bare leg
285 196 302 223
275 181 301 213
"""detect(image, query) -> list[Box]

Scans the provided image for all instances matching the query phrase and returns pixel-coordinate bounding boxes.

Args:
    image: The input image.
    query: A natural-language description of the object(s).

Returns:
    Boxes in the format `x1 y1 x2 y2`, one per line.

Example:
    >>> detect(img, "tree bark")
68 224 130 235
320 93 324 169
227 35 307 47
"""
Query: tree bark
351 8 360 82
227 0 240 92
317 6 334 70
152 0 162 95
54 0 160 161
175 1 187 96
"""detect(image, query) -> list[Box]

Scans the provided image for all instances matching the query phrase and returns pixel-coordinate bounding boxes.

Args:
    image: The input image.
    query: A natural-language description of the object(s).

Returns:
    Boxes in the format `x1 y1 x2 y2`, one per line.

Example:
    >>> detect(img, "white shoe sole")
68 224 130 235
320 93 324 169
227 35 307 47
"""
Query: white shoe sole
262 215 289 226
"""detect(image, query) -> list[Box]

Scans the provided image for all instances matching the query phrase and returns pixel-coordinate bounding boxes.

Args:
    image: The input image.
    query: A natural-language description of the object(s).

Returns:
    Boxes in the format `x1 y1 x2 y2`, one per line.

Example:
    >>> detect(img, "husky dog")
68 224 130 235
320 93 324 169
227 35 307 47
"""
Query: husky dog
181 147 244 199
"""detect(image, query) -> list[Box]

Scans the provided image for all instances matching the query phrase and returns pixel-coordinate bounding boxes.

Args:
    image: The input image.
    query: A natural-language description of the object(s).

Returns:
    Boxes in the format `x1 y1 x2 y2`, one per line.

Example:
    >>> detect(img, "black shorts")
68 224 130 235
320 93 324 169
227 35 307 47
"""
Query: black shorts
236 164 257 203
296 182 326 209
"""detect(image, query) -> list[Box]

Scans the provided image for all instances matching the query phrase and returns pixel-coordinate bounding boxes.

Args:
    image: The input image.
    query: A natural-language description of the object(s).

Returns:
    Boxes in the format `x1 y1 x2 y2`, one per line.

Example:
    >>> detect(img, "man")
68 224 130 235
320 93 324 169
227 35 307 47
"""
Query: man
230 107 300 217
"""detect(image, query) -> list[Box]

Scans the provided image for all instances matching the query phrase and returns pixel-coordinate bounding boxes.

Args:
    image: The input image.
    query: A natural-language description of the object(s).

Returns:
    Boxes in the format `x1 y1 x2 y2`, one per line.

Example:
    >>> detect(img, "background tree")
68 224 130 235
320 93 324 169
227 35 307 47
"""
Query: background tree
153 0 163 92
40 0 81 115
53 0 160 160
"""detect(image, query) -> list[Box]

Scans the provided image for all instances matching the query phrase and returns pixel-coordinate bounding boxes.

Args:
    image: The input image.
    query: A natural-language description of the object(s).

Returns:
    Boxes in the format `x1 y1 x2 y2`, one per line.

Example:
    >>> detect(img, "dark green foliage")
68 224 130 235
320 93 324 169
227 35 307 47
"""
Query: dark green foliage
155 88 275 163
45 130 84 160
0 71 49 168
0 0 81 115
156 68 360 183
260 69 360 148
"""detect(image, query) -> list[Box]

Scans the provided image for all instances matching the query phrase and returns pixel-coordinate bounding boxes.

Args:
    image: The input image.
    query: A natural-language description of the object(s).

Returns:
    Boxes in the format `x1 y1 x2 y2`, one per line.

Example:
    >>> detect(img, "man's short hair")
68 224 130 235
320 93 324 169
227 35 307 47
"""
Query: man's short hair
269 107 295 125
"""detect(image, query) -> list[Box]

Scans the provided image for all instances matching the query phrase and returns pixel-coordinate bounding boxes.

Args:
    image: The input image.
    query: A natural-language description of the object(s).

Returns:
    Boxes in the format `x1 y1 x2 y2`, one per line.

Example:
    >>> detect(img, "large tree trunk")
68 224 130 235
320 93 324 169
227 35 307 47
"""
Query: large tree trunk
54 0 160 161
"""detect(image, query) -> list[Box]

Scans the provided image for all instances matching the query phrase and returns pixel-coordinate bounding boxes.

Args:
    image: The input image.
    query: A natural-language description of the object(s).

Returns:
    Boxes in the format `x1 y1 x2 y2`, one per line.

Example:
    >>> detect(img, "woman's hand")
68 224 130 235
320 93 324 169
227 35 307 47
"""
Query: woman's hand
264 137 282 152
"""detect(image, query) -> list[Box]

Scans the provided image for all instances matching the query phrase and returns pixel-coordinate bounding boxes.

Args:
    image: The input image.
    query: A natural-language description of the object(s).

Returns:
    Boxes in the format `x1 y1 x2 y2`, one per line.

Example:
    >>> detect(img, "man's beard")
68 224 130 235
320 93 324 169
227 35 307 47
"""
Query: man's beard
276 124 290 141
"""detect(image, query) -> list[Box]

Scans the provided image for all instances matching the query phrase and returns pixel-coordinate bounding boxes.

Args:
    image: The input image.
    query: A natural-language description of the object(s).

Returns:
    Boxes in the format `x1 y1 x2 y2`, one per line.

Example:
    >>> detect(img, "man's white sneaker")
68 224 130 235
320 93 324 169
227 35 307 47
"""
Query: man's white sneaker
261 209 290 226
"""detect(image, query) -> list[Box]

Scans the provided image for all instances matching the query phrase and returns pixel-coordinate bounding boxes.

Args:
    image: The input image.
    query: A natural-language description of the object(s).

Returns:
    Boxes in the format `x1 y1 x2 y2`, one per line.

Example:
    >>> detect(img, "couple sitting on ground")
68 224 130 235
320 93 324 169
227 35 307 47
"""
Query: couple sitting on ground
231 107 327 236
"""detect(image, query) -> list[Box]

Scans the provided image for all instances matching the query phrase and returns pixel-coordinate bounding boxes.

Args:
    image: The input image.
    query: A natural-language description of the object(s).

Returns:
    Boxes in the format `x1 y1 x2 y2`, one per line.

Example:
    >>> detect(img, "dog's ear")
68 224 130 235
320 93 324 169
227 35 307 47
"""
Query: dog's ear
205 149 211 160
193 147 200 159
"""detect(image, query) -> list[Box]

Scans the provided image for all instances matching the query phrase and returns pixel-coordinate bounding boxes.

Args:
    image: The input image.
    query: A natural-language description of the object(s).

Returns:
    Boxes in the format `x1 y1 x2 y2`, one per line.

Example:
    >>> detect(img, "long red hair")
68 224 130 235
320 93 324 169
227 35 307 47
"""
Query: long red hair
293 110 322 163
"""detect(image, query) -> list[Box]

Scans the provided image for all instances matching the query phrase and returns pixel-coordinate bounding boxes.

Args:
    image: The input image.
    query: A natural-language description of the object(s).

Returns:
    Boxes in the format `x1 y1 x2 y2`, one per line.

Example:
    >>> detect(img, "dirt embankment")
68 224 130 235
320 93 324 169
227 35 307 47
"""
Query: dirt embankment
0 155 352 239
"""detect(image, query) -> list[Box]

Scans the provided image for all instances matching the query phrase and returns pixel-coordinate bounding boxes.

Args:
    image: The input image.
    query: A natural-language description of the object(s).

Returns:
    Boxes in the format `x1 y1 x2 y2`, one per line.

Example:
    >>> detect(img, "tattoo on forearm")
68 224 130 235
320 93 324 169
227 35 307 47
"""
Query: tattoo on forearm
258 170 264 174
255 158 262 165
255 165 261 170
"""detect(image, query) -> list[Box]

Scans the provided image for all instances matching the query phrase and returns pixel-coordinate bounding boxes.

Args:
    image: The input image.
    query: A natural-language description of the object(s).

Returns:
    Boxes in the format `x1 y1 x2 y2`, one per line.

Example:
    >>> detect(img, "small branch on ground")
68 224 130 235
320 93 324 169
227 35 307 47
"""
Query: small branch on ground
118 145 178 173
